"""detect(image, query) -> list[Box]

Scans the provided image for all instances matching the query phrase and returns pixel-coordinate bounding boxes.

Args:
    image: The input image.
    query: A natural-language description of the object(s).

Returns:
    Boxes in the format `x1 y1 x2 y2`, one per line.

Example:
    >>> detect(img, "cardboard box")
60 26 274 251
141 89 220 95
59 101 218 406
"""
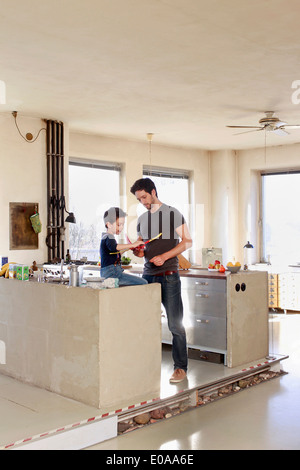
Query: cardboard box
8 264 17 279
16 265 29 281
1 257 8 267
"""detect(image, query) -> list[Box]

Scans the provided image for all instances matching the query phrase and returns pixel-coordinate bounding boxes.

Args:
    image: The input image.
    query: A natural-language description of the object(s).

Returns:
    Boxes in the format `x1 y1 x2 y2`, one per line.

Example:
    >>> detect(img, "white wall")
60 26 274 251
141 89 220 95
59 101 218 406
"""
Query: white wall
2 111 299 269
0 113 210 266
237 143 300 264
209 149 239 265
209 143 300 266
69 132 210 264
0 114 48 264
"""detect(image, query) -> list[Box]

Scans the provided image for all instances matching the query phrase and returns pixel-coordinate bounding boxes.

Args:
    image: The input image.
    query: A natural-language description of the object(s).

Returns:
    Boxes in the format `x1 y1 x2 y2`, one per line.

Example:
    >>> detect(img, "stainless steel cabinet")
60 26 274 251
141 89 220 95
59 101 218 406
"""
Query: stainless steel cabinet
161 270 269 368
161 275 227 354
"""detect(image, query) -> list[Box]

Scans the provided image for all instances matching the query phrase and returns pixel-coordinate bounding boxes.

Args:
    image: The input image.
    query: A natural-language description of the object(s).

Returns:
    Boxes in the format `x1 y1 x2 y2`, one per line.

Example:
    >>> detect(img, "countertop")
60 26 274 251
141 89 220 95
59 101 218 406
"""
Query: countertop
128 265 230 280
127 265 268 280
179 268 229 279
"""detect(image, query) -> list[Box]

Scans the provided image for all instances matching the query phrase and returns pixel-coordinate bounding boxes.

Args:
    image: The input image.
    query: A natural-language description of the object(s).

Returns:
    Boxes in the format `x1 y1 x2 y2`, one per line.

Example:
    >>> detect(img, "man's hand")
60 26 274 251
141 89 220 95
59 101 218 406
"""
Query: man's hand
150 254 167 266
133 247 145 258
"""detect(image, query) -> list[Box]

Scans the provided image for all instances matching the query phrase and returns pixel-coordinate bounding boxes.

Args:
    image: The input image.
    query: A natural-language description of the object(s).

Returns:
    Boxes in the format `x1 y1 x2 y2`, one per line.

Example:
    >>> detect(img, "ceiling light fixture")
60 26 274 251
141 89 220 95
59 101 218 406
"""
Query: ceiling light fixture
12 111 46 143
147 133 154 173
0 80 6 104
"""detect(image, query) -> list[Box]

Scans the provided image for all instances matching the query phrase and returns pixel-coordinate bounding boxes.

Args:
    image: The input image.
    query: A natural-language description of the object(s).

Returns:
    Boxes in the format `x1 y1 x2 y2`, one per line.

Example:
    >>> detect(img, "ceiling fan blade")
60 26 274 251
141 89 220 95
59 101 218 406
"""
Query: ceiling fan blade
227 125 263 129
233 128 264 135
282 125 300 129
272 128 289 136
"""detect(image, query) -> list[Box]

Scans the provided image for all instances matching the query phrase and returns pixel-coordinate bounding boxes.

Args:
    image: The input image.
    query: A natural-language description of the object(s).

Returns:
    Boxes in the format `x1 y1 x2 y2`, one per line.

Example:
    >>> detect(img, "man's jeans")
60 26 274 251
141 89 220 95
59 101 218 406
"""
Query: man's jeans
101 264 148 286
143 272 188 372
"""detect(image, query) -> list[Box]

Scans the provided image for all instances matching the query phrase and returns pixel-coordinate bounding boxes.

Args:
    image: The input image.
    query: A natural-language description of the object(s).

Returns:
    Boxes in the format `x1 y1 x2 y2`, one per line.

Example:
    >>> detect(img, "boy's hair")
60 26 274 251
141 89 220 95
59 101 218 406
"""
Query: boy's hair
130 177 158 197
103 207 127 228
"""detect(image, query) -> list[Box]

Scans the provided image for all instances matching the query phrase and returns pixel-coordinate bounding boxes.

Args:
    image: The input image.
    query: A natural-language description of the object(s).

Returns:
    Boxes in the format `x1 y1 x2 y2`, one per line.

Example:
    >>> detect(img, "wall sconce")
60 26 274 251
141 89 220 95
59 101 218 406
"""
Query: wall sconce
12 111 46 143
65 211 76 224
60 196 76 224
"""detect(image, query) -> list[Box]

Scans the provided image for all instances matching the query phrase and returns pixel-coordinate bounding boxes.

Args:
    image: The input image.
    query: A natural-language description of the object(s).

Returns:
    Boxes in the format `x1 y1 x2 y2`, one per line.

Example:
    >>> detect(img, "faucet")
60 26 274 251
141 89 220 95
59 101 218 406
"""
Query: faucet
60 259 64 282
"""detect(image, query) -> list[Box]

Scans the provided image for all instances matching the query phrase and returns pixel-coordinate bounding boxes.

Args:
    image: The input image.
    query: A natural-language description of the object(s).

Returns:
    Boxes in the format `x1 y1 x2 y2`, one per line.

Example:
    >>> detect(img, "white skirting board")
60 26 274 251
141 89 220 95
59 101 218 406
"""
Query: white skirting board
13 415 117 450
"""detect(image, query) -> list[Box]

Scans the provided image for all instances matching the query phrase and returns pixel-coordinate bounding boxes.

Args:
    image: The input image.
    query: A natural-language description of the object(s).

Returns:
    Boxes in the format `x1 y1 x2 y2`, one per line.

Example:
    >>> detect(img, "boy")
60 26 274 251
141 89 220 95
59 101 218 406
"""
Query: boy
100 207 147 286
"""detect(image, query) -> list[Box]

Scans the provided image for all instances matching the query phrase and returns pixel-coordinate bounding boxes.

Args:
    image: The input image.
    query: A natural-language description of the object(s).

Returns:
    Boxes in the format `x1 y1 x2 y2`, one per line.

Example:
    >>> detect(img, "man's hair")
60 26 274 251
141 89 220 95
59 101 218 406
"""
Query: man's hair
103 207 127 227
130 177 158 197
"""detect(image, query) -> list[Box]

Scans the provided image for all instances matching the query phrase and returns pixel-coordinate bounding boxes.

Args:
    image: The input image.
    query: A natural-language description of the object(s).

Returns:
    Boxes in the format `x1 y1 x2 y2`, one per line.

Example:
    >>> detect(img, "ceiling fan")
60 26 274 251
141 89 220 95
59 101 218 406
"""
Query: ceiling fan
227 111 300 136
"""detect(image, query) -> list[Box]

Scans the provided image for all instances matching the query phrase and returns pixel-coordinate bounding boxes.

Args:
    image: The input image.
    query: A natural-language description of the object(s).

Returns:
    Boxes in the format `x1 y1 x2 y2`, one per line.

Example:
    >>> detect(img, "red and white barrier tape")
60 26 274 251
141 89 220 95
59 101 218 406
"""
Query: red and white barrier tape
241 360 272 372
1 396 161 450
0 357 278 450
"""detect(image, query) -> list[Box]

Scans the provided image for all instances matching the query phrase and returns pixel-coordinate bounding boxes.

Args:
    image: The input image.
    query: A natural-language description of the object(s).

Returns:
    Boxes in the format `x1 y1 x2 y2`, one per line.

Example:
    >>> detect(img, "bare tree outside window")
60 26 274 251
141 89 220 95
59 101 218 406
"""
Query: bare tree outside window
68 161 120 261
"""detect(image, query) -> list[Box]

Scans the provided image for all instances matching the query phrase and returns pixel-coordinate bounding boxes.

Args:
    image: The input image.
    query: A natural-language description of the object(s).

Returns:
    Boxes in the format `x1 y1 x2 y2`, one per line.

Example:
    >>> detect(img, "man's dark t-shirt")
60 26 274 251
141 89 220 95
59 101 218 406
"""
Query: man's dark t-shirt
137 203 185 275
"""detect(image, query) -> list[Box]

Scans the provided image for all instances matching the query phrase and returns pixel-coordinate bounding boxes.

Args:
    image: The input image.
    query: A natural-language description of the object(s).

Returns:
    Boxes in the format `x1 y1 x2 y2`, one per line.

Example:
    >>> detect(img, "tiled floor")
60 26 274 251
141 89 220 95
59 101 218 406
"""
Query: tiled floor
0 313 299 450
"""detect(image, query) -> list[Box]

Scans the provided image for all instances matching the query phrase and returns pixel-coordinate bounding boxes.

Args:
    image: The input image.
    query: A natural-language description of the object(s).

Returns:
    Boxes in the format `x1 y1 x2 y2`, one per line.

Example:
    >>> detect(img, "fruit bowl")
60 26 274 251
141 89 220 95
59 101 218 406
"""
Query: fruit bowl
226 265 241 273
208 260 223 272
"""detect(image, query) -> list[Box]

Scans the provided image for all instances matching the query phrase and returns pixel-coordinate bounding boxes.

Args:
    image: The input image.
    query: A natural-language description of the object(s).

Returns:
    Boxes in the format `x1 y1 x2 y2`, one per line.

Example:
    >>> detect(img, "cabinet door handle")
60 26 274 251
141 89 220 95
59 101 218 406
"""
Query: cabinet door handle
196 293 209 298
195 281 208 286
196 319 210 323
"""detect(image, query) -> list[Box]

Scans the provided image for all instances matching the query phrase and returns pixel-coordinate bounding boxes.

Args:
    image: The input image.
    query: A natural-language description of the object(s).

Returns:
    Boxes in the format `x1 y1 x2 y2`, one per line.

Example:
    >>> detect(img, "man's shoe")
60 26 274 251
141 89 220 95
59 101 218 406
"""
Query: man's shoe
169 368 187 383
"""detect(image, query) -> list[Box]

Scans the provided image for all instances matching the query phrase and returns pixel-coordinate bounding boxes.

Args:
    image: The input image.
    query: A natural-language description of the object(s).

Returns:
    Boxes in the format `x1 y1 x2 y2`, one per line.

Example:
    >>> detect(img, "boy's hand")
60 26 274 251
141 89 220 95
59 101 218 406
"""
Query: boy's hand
132 240 145 249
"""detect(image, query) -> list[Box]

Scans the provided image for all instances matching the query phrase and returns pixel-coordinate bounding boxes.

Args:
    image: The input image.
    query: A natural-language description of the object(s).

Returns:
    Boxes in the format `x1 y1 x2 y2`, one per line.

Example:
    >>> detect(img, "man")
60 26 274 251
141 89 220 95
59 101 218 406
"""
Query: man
130 178 193 383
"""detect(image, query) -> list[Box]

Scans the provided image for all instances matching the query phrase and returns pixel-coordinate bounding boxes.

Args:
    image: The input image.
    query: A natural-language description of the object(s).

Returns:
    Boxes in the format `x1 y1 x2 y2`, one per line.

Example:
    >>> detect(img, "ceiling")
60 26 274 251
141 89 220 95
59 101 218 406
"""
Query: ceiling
1 0 300 150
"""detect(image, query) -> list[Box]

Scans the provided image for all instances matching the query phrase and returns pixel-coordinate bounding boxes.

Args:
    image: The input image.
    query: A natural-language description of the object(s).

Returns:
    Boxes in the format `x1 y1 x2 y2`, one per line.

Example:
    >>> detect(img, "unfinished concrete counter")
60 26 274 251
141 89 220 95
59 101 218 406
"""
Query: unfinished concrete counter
0 280 162 410
225 270 269 367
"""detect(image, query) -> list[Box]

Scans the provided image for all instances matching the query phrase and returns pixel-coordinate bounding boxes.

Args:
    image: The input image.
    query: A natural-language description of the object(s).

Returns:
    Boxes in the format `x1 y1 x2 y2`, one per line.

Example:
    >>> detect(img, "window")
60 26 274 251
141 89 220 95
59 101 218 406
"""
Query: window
262 171 300 266
142 166 191 233
68 159 121 261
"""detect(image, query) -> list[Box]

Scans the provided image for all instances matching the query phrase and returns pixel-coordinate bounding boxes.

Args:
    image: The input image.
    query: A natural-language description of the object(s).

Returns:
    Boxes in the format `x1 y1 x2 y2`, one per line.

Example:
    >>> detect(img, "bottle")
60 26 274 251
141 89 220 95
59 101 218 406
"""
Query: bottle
66 249 71 263
69 264 79 287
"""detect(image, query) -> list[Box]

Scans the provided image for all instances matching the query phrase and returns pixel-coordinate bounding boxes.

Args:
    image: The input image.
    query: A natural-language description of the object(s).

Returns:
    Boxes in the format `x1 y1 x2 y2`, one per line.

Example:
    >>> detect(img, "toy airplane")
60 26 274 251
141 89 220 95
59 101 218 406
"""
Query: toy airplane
110 233 162 254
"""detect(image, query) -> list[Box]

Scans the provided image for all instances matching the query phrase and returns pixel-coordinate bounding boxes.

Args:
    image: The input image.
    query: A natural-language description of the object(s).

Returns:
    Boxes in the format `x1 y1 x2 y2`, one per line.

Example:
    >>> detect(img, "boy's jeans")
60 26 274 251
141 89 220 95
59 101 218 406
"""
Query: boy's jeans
101 264 148 286
143 272 188 372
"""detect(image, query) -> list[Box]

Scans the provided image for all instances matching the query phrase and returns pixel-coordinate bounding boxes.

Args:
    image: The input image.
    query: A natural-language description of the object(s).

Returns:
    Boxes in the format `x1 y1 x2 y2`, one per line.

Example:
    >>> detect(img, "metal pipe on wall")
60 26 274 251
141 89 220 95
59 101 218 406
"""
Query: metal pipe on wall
46 120 51 262
46 119 65 262
51 121 57 257
55 122 60 259
60 125 65 258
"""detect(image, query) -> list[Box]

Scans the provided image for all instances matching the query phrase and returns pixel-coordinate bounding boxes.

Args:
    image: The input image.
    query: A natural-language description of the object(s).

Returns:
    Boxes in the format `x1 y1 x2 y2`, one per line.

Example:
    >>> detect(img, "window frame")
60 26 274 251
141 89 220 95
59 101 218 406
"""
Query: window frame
261 169 300 264
68 157 122 261
142 165 193 259
142 166 191 217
